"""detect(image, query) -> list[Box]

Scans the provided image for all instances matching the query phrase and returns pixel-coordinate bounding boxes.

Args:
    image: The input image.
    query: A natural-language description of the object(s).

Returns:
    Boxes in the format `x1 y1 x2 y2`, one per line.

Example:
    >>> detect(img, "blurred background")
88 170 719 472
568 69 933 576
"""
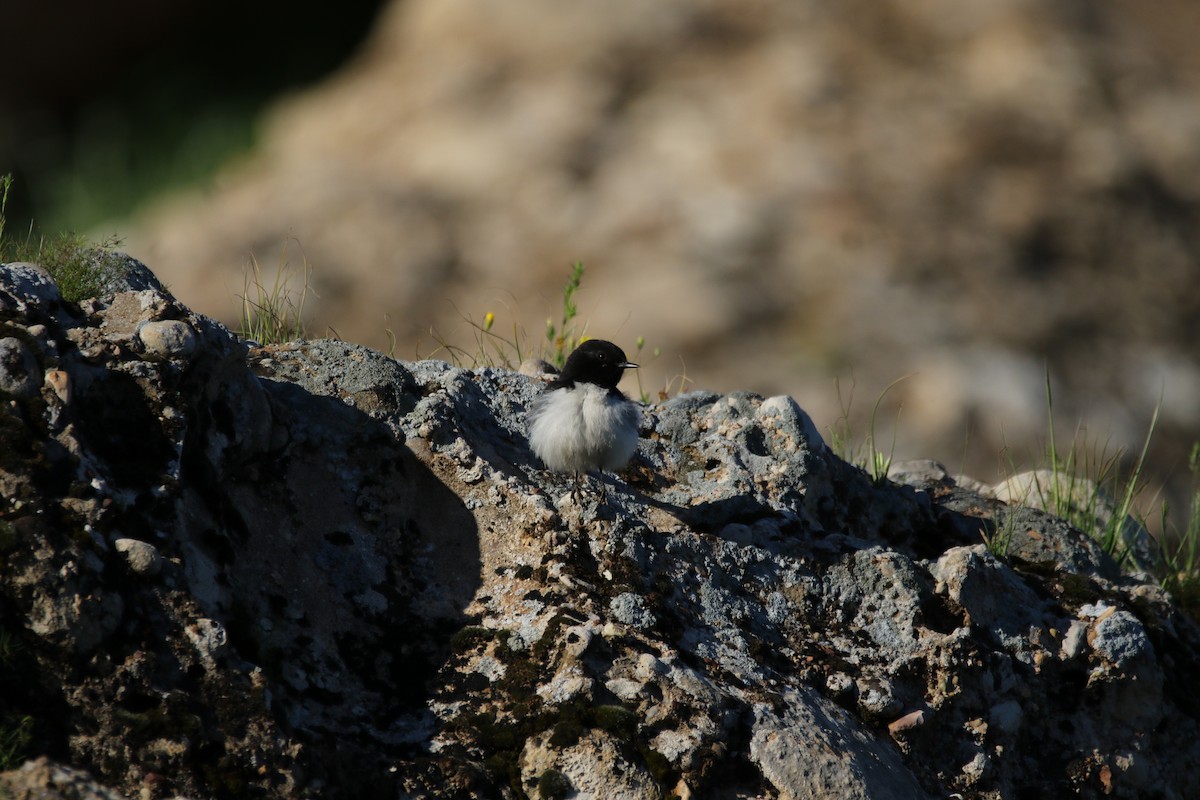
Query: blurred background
4 0 1199 535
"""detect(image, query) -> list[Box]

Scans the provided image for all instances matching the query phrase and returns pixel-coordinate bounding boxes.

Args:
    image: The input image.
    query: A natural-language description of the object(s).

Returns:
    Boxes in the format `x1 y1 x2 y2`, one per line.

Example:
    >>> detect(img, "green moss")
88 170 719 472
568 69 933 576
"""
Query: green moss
548 716 584 748
537 768 572 799
450 625 498 654
1059 572 1101 605
638 743 674 787
591 705 638 740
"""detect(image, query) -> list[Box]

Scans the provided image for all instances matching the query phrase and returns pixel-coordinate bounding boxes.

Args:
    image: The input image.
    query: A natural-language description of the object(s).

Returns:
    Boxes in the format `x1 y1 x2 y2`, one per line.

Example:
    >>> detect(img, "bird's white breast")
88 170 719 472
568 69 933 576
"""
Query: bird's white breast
528 383 641 473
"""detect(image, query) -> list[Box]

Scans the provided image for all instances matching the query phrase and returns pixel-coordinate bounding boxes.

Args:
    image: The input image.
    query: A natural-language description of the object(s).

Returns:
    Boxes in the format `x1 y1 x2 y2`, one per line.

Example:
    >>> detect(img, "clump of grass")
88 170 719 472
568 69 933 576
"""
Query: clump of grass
417 261 694 401
423 303 529 369
631 335 693 403
828 374 912 485
238 242 313 345
0 714 32 771
0 174 124 303
0 627 31 771
1021 373 1158 567
981 506 1020 560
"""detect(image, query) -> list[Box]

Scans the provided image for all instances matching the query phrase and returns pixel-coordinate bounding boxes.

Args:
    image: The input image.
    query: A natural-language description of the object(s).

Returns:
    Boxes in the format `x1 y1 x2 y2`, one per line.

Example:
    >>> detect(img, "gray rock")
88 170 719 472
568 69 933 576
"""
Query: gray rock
1090 608 1155 669
2 256 1199 800
994 470 1161 573
750 687 931 800
0 262 63 314
0 336 39 399
609 591 656 628
931 546 1047 656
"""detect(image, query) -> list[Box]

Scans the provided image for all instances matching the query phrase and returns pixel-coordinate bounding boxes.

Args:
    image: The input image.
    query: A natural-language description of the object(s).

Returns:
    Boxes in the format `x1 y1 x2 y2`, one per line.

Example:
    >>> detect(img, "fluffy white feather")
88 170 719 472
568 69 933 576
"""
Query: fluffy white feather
528 383 641 473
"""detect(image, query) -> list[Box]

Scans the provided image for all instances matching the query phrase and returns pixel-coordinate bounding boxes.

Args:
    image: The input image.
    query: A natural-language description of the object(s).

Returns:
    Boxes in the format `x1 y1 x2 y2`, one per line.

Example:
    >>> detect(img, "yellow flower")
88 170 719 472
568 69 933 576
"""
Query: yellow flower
483 312 495 332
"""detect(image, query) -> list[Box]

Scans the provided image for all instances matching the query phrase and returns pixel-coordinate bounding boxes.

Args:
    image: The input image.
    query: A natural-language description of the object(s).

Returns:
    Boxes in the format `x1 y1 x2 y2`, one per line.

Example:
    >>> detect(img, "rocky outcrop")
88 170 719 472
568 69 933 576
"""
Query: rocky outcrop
1 256 1199 799
117 0 1200 505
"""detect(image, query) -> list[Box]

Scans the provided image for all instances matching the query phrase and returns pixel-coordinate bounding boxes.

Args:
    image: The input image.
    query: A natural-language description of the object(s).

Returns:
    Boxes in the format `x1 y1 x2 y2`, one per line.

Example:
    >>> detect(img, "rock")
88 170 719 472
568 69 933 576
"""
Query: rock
993 469 1162 572
0 263 62 314
113 1 1200 535
521 729 658 800
1 257 1199 800
0 757 126 800
750 687 930 799
609 592 655 629
113 538 163 576
1089 607 1155 668
931 546 1047 657
137 319 197 359
0 336 40 399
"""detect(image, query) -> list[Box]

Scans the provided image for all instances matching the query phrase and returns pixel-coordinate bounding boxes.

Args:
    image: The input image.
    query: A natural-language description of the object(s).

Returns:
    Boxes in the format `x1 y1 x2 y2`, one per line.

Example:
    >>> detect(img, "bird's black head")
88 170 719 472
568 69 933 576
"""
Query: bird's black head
557 339 638 390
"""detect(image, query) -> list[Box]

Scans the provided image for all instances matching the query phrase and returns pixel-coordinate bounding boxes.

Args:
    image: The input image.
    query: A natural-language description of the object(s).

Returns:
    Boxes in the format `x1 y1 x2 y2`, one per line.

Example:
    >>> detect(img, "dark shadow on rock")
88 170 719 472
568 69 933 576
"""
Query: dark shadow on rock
176 377 481 795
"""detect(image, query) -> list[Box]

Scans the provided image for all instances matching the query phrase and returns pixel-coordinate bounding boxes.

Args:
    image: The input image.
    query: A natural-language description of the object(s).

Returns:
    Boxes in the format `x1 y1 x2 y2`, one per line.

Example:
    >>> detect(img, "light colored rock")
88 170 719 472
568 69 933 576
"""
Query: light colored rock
138 319 198 358
521 730 658 800
113 537 163 576
0 757 126 800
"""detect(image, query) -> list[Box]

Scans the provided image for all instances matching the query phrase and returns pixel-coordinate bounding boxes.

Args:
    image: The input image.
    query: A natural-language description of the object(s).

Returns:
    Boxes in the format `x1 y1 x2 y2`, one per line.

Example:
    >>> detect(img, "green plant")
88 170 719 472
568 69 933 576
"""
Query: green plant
545 260 587 369
981 505 1020 560
828 374 912 485
417 262 694 403
0 714 32 771
1029 373 1159 566
424 303 529 369
1 173 125 303
0 173 11 244
536 768 572 799
630 335 693 403
238 242 313 344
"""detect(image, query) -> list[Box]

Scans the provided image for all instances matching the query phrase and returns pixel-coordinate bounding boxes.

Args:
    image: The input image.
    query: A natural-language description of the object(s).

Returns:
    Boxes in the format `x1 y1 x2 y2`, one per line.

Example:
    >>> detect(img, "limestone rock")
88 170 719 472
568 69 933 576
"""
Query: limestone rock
1 258 1199 799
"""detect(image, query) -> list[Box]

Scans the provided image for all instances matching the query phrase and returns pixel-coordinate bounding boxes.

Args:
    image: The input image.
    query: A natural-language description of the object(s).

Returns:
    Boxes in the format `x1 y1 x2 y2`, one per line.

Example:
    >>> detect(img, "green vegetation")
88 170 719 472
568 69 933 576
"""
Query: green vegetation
546 260 587 369
424 261 593 370
237 242 313 345
419 261 689 401
0 714 32 771
989 374 1200 616
0 174 125 303
0 628 32 770
824 364 1200 615
1160 444 1200 615
1029 374 1159 566
536 768 572 799
827 374 912 485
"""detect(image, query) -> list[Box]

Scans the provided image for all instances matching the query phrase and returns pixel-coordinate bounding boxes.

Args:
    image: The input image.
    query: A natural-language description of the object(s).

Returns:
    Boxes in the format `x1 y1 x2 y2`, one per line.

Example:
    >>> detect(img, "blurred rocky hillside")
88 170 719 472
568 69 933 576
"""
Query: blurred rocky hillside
93 0 1200 521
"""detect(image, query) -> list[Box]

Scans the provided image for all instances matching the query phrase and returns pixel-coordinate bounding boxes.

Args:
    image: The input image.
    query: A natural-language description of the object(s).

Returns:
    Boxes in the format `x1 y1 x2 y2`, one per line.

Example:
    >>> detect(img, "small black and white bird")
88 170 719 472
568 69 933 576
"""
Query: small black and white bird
528 339 641 484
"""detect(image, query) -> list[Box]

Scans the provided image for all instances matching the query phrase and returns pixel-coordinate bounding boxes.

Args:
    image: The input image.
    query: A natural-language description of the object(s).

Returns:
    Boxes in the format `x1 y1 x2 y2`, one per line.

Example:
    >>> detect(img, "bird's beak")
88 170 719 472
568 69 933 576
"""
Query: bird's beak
620 361 639 370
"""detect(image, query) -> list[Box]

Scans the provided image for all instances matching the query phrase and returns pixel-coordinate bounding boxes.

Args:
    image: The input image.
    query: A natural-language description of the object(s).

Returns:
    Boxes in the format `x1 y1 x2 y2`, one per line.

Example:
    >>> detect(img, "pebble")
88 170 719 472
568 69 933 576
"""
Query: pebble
138 320 197 359
114 538 163 576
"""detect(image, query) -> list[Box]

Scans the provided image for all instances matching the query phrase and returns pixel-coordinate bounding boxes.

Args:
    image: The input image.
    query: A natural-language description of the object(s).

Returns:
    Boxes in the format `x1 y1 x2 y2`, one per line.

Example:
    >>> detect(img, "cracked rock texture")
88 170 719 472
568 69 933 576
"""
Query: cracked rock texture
1 256 1199 799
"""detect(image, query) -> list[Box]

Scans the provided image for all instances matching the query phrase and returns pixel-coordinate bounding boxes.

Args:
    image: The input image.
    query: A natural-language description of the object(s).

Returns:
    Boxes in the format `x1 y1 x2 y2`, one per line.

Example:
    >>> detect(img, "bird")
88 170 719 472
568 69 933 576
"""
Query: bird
527 339 641 492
